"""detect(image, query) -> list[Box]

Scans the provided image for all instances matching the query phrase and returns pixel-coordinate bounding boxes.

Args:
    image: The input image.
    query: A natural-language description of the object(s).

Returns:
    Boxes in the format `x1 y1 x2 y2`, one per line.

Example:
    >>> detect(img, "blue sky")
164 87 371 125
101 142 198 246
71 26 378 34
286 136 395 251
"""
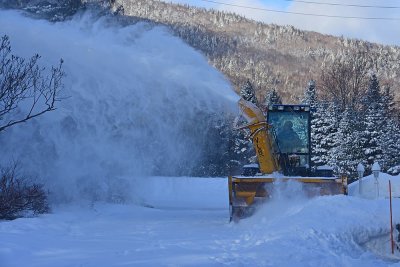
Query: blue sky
254 0 290 9
163 0 400 45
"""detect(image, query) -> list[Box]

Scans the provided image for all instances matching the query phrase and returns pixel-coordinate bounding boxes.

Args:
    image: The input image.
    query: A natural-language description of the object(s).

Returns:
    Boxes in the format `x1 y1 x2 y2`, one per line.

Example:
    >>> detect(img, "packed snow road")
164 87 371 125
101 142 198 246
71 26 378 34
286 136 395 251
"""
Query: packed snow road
1 176 400 267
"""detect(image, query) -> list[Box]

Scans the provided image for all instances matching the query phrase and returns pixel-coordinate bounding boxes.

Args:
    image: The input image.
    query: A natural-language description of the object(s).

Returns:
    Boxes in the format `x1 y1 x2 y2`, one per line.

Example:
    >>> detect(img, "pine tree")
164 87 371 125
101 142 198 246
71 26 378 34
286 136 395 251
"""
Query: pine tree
362 74 381 110
302 80 318 110
190 112 229 176
240 80 258 106
312 101 339 168
382 85 396 117
380 119 400 172
330 108 364 179
302 80 320 167
379 85 400 172
263 88 282 110
222 114 254 174
361 74 385 172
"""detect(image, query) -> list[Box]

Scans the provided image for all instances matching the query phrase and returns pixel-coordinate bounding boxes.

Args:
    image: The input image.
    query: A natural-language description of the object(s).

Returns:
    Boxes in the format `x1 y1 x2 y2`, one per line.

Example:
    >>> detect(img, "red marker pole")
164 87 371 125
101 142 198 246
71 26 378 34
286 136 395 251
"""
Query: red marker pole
389 180 394 254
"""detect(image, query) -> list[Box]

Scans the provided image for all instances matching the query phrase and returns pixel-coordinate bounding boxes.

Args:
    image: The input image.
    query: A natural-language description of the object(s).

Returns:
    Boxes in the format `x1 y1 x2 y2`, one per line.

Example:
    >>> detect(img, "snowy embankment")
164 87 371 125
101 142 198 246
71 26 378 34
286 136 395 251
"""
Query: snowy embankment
349 172 400 198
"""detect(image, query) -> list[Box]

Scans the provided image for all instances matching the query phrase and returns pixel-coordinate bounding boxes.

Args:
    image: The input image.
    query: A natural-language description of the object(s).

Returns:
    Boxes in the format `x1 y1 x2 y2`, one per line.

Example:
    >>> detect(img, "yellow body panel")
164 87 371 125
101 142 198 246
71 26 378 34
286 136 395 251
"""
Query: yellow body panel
228 175 348 221
238 99 279 174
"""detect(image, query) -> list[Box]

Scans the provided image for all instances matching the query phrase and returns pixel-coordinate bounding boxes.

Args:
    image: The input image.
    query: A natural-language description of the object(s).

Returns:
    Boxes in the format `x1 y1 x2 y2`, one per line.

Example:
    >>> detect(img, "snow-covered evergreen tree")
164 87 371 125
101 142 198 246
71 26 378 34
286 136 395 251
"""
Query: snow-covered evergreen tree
330 108 364 179
361 75 385 171
312 101 339 168
240 80 258 105
362 74 381 110
224 114 254 173
381 85 396 117
302 80 317 110
192 112 254 176
380 119 400 172
302 80 320 167
379 85 400 172
263 88 282 110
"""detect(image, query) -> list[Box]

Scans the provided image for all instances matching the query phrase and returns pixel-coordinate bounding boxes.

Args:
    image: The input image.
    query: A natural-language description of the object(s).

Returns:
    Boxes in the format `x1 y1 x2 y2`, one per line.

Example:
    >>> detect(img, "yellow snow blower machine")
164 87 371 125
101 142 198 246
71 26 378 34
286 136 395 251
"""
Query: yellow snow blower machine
228 99 347 222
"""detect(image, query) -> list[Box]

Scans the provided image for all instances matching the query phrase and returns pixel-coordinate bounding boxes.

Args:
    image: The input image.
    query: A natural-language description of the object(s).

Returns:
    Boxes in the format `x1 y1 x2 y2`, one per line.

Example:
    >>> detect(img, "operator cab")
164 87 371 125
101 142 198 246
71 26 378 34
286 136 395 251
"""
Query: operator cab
267 104 312 176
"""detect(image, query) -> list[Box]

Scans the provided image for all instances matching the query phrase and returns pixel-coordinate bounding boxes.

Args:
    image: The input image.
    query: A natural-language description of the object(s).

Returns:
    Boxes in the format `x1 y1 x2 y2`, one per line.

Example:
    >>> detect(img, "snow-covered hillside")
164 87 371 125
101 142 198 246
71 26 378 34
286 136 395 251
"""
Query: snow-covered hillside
0 9 238 202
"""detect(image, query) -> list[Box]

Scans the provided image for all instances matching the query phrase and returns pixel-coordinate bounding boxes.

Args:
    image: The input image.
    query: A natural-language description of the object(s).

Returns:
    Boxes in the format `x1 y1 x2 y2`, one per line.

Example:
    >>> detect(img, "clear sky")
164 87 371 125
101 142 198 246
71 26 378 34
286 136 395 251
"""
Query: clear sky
163 0 400 46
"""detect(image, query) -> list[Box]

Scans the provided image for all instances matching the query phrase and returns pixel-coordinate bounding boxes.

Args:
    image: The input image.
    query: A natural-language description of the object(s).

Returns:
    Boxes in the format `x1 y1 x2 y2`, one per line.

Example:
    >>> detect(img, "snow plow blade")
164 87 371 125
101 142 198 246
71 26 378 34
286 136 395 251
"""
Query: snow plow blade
228 175 347 222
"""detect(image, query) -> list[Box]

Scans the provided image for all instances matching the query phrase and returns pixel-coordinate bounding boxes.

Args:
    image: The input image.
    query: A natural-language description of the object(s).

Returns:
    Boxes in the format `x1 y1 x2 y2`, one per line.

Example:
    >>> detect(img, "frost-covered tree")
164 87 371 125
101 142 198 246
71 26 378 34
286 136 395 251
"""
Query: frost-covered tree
324 75 400 175
361 75 385 170
381 85 396 118
302 80 322 168
302 80 317 109
379 85 400 172
263 88 282 110
240 80 258 105
226 114 254 172
0 0 85 21
330 108 364 179
380 119 400 172
312 101 339 167
362 74 381 110
191 112 252 176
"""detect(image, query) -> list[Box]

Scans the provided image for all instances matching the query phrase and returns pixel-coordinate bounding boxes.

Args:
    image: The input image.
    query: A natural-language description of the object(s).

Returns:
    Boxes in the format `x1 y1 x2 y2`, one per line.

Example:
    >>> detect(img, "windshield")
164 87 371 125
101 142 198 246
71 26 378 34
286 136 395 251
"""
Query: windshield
268 111 309 154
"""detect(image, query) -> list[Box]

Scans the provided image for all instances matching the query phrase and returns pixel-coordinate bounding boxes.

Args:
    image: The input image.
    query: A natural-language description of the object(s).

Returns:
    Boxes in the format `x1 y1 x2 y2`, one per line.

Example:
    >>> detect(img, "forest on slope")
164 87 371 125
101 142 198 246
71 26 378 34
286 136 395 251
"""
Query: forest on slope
3 0 400 105
110 0 400 105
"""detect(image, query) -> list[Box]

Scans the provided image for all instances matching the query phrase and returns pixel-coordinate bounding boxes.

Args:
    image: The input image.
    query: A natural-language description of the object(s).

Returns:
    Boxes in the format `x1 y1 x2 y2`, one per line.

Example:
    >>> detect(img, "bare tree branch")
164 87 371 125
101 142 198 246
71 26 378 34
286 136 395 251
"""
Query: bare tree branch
319 49 372 111
0 35 64 132
0 162 49 220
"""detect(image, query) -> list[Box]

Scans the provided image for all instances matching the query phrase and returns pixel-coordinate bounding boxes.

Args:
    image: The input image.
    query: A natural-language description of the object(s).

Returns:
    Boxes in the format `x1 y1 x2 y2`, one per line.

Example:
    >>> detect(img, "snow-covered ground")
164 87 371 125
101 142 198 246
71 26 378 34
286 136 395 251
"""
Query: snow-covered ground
1 174 400 267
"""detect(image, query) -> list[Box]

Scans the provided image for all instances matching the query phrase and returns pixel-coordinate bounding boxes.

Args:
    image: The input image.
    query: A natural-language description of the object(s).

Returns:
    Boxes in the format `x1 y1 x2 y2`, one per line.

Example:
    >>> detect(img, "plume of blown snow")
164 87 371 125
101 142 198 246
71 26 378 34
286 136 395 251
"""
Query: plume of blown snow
0 9 239 203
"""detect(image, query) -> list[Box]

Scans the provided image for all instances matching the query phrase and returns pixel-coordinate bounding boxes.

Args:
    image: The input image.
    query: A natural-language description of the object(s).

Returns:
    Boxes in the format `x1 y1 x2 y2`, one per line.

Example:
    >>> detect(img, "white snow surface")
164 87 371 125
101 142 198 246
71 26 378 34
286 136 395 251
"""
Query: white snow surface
1 175 400 267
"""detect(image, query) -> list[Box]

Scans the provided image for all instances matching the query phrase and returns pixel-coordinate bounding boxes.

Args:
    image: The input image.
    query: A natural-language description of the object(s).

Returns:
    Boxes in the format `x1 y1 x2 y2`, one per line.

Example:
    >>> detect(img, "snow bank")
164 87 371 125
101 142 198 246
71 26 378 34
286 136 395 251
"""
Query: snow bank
349 172 400 198
0 9 238 202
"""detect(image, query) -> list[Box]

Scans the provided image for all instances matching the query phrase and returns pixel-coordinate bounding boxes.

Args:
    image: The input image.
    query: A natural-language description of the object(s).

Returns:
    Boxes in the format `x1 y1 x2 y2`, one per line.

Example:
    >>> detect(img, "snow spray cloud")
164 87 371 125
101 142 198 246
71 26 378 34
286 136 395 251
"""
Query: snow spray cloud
0 10 239 202
241 180 309 226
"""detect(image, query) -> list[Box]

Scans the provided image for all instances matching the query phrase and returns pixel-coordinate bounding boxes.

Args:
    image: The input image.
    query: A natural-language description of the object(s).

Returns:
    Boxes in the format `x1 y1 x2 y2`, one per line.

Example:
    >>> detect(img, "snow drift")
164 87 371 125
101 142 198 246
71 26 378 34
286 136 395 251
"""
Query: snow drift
349 172 400 198
0 9 239 202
